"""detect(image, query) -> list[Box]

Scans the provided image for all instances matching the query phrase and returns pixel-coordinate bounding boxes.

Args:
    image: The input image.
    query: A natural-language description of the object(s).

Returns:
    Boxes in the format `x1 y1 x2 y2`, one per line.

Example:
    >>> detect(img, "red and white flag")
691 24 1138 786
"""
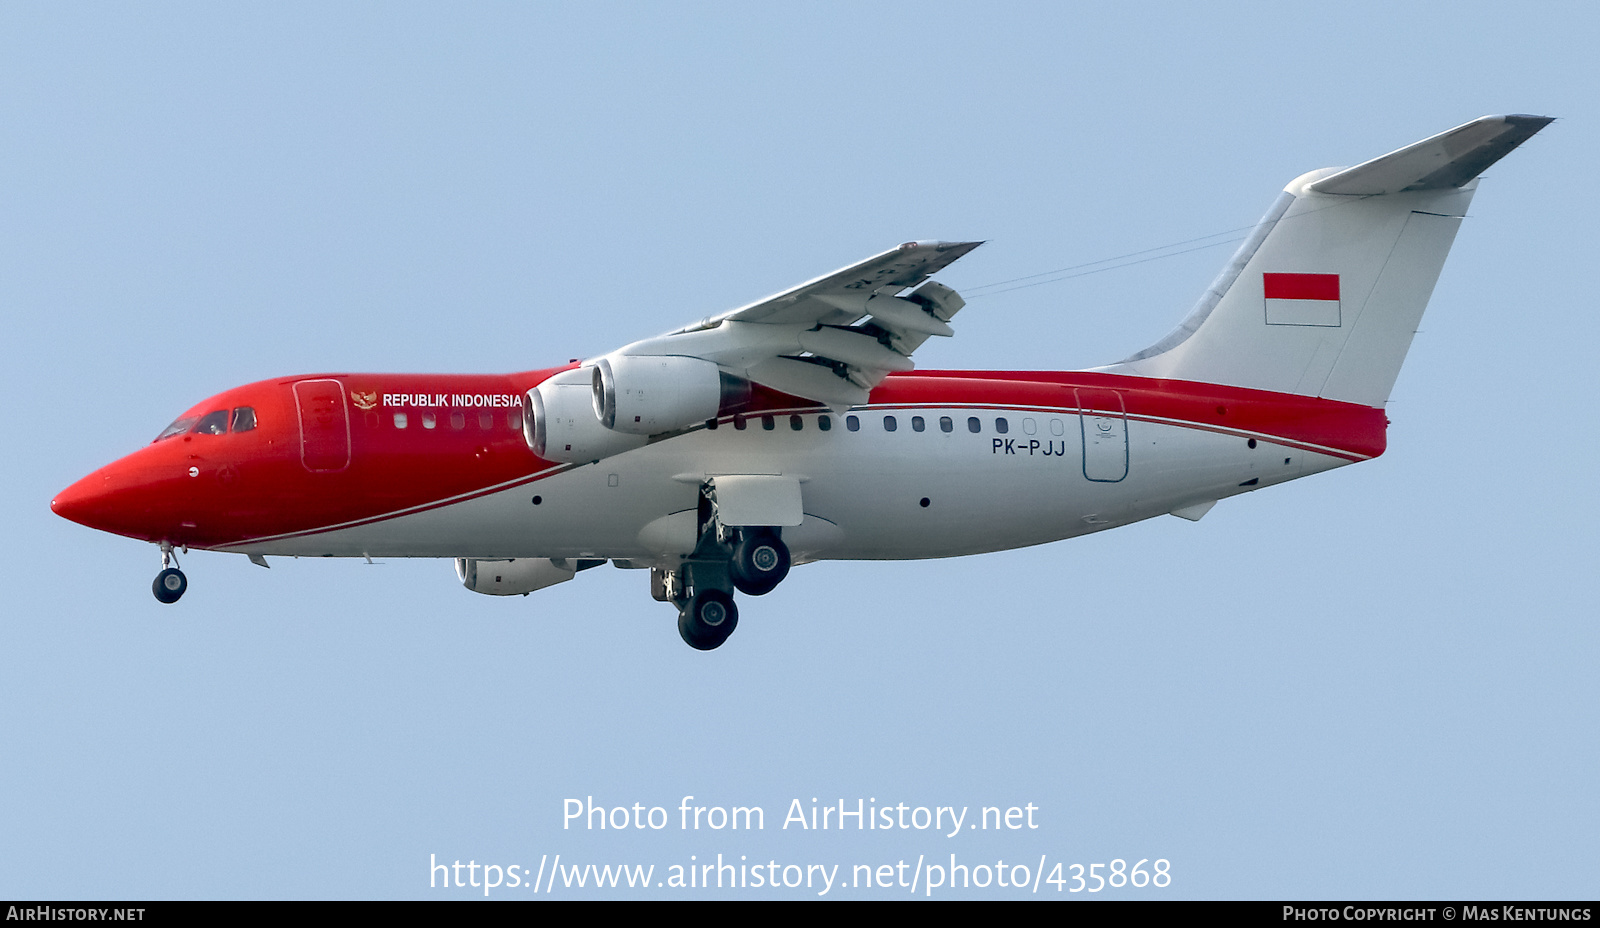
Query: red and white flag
1264 272 1341 326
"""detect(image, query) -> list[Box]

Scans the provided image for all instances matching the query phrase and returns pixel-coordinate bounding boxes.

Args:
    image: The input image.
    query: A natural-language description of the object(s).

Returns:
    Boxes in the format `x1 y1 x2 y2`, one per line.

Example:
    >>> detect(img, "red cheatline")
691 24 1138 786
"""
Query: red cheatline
1264 272 1339 301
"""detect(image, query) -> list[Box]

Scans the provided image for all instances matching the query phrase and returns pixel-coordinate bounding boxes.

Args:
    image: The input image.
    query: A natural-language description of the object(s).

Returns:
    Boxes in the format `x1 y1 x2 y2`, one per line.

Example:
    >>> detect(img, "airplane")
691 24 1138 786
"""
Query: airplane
52 114 1550 650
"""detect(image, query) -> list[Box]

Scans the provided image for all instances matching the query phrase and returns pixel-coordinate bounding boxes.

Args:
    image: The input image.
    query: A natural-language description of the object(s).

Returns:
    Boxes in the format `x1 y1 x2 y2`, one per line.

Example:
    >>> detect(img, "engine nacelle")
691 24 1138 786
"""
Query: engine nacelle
591 355 724 436
455 557 576 596
524 368 648 464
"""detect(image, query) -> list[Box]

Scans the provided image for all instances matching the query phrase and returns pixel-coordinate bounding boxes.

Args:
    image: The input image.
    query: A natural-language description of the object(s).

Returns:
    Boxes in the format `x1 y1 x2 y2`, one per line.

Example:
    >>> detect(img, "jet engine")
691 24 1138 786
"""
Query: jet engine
456 557 600 596
590 355 725 435
524 368 649 464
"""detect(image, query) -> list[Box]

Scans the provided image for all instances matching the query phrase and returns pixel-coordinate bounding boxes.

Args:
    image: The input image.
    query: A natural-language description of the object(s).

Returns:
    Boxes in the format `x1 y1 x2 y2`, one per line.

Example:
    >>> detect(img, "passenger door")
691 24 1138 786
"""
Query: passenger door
293 379 351 472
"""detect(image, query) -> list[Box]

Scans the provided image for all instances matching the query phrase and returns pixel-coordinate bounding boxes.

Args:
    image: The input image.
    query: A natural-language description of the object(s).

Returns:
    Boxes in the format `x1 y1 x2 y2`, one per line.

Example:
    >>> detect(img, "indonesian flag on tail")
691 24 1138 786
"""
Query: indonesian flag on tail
1264 272 1341 327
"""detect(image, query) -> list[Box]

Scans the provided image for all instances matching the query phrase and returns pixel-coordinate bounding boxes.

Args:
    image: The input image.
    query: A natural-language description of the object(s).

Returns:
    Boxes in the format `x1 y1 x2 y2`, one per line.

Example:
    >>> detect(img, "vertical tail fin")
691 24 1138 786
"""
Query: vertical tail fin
1106 115 1551 407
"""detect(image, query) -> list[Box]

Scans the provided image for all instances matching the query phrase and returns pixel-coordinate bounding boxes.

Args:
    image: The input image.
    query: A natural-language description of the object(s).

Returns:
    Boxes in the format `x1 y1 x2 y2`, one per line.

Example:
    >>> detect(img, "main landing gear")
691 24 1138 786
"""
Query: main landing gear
678 588 738 651
152 541 187 604
730 526 790 596
657 486 792 650
660 551 752 652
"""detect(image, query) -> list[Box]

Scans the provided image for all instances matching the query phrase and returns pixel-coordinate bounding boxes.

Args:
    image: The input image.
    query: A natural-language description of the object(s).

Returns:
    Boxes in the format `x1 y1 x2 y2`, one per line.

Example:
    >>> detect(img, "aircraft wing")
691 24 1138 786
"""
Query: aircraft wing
602 240 983 408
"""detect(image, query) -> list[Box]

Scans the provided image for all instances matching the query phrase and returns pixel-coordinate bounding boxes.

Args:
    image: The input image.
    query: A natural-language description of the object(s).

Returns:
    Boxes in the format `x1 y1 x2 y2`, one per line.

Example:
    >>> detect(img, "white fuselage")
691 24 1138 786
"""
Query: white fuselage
228 401 1348 563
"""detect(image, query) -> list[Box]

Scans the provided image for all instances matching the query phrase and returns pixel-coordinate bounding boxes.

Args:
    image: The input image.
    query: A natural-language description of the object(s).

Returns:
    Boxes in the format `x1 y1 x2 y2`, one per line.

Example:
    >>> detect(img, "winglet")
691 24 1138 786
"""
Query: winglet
1308 114 1553 196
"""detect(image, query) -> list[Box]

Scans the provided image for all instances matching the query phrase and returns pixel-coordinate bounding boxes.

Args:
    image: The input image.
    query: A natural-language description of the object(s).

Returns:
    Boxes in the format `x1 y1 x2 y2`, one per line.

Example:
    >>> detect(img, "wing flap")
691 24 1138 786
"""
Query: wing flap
797 326 915 372
610 241 981 408
684 240 981 331
745 357 871 408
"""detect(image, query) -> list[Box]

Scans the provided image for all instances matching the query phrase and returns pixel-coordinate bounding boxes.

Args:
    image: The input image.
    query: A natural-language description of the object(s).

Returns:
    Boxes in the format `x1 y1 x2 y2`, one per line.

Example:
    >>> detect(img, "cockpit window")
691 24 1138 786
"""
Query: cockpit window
155 416 197 442
232 407 257 432
194 410 230 435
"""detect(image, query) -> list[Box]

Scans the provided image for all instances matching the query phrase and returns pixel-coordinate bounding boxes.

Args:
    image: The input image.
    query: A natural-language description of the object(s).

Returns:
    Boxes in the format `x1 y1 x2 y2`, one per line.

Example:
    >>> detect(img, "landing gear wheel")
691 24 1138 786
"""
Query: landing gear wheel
152 567 187 604
730 529 790 596
677 589 738 650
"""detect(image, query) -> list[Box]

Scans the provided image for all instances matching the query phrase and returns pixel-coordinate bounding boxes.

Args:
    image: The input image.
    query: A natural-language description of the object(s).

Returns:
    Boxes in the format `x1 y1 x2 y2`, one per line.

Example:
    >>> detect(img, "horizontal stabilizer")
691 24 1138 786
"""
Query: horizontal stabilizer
1309 114 1553 195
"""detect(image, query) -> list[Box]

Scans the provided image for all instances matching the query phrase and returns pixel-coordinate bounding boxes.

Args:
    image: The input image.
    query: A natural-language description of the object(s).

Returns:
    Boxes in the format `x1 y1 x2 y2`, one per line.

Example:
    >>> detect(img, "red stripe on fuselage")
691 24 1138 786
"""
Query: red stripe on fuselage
62 367 1385 549
862 371 1385 460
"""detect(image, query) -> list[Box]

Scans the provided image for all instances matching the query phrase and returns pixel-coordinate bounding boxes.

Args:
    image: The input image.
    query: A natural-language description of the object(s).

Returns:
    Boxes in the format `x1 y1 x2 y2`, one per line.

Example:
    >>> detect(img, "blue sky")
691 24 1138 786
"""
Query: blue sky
3 2 1596 899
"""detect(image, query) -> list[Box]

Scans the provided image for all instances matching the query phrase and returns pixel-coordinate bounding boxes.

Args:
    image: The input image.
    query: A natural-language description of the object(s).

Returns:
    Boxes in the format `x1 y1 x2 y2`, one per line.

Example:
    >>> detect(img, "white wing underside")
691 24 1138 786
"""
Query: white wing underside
601 240 983 409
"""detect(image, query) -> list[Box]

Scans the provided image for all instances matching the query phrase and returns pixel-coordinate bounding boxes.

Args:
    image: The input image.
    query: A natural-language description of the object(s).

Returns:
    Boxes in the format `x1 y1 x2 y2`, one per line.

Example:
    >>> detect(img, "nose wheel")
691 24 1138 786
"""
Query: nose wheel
152 542 187 604
153 568 187 603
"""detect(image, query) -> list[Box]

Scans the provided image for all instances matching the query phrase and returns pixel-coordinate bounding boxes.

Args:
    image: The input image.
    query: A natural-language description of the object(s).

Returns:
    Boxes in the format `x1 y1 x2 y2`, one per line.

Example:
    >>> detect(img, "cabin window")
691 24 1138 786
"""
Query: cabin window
790 415 803 431
1050 418 1065 436
734 415 747 430
761 415 775 431
967 416 981 433
450 411 466 430
940 416 953 433
155 416 197 442
911 416 925 432
232 407 257 432
394 413 408 429
422 412 437 429
818 415 831 431
508 410 522 431
883 415 897 432
995 417 1009 434
1023 417 1037 435
193 410 229 435
479 412 494 430
846 415 860 431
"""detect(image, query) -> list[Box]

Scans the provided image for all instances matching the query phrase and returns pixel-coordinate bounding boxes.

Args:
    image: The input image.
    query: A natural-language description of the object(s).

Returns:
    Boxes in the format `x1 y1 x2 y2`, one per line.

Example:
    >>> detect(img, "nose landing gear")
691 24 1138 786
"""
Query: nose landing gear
152 542 187 604
153 568 187 603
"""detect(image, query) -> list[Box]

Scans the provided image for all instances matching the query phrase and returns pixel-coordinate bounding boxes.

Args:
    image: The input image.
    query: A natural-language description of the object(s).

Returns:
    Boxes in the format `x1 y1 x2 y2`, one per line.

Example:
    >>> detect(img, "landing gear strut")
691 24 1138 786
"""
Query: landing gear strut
666 556 740 651
152 542 187 604
661 482 796 650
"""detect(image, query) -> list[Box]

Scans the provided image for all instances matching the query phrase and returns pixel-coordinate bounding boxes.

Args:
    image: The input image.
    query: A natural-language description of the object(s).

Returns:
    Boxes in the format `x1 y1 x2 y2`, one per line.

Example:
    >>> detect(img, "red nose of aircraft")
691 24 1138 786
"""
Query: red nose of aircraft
55 464 134 538
52 452 173 543
51 470 106 529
